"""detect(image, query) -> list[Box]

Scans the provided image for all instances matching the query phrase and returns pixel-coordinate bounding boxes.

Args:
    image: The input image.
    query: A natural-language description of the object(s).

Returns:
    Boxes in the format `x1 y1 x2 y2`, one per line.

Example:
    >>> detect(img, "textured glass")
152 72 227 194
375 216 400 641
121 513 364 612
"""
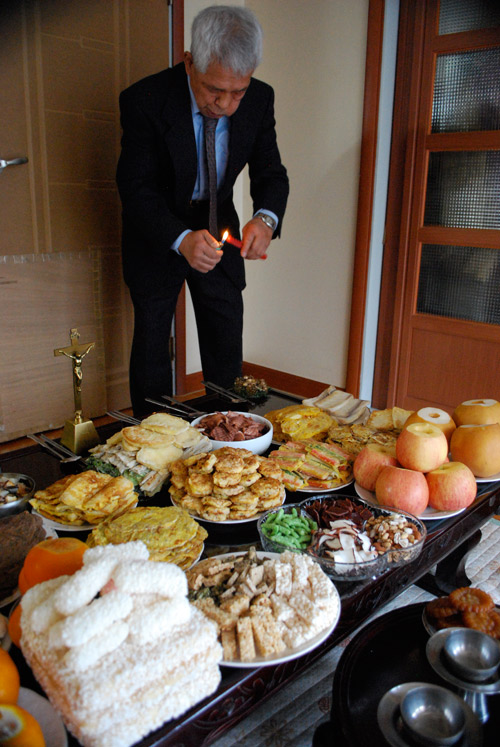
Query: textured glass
439 0 500 34
417 244 500 325
432 48 500 132
424 151 500 229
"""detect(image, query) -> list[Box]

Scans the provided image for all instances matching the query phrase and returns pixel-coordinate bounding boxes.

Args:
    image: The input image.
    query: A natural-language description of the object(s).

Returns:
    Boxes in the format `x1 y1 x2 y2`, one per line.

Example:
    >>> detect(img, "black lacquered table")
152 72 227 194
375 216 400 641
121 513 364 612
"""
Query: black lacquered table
2 390 500 746
314 603 499 747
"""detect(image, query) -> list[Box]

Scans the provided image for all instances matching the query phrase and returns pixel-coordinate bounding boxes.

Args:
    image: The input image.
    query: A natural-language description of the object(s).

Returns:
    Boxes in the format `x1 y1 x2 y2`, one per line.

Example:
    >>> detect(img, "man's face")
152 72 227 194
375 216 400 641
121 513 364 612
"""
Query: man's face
184 52 252 119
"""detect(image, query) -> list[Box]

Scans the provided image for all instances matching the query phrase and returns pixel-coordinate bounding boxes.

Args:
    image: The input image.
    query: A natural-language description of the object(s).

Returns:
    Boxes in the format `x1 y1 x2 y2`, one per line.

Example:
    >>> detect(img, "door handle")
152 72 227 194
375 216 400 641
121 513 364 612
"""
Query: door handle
0 156 28 174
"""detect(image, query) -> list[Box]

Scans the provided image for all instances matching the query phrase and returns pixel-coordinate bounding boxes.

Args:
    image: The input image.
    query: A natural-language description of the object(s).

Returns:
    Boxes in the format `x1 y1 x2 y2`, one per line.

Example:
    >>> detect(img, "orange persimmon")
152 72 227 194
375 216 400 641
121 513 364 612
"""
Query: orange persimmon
21 537 87 591
7 605 22 650
0 704 45 746
16 570 29 597
0 650 20 705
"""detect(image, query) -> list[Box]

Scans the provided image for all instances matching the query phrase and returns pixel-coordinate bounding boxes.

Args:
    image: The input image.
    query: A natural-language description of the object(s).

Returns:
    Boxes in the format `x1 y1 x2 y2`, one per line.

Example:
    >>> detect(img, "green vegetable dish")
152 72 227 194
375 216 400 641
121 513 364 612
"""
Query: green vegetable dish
260 507 317 550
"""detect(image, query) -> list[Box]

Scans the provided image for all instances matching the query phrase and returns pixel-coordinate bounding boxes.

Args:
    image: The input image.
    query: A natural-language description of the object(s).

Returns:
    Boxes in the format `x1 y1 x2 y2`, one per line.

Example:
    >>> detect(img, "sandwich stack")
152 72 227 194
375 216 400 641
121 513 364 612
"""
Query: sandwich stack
21 541 222 747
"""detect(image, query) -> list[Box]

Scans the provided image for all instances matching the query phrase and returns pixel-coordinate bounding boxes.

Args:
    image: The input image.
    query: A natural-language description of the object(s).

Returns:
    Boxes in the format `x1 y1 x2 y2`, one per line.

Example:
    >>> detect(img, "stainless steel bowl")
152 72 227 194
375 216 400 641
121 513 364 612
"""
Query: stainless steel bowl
443 627 500 682
400 684 466 746
0 473 36 517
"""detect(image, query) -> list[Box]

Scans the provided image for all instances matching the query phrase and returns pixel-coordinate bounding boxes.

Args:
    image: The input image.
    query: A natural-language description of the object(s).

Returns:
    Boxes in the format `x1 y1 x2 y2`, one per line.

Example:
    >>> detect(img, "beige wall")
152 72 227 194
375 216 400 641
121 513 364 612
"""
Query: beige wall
184 0 369 388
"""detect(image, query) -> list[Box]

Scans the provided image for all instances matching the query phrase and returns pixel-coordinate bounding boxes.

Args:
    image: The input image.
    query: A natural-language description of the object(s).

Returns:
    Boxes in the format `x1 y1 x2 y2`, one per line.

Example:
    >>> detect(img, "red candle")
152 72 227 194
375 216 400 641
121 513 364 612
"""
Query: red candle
224 234 242 249
220 231 267 259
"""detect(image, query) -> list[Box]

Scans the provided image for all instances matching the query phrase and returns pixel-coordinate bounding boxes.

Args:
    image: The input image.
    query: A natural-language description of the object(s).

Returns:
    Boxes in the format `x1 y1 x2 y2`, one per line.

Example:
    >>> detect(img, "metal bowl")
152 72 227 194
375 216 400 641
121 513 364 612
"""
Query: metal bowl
443 627 500 682
400 684 466 746
190 411 273 455
0 473 36 517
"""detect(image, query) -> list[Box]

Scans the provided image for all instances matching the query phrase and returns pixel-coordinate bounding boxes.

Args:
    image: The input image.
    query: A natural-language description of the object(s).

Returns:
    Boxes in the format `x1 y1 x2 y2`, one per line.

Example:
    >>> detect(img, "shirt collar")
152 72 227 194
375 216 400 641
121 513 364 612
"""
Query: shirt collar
187 76 202 118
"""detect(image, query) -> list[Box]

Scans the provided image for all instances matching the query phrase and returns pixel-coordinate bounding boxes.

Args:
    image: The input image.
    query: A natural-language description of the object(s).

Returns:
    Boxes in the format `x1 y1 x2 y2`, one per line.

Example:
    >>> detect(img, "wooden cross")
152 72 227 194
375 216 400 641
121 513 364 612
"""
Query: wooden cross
54 328 95 418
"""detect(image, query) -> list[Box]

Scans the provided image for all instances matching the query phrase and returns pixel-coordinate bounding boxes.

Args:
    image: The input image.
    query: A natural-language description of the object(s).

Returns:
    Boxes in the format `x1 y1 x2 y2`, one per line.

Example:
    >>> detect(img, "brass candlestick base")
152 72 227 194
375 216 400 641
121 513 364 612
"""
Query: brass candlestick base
60 411 99 455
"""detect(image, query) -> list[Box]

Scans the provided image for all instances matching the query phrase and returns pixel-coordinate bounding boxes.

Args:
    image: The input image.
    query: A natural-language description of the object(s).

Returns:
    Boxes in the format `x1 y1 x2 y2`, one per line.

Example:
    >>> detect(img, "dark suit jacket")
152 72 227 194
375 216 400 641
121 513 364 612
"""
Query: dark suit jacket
116 62 289 292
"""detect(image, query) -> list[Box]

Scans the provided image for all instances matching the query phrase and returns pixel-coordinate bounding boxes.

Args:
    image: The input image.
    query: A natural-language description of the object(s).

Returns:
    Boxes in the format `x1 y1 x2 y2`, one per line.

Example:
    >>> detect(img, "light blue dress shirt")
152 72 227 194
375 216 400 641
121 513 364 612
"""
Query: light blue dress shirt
171 77 278 253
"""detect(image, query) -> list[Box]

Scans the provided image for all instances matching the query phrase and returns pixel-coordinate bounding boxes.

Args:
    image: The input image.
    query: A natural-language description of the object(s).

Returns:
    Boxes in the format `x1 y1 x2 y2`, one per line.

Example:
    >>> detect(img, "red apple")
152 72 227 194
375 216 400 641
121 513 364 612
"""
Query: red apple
375 465 429 515
353 443 398 492
396 422 448 472
426 461 477 511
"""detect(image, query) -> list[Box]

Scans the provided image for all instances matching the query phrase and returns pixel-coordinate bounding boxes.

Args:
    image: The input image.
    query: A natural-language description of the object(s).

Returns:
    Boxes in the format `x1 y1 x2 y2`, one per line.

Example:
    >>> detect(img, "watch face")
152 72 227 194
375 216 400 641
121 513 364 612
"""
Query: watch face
259 214 276 230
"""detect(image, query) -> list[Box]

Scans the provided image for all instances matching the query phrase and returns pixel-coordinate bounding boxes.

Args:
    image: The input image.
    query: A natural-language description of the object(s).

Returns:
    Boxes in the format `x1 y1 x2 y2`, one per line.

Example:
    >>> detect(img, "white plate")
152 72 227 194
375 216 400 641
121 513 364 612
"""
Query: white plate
169 495 286 525
190 551 341 668
354 483 466 521
17 687 67 746
294 478 354 494
33 511 93 532
476 470 500 483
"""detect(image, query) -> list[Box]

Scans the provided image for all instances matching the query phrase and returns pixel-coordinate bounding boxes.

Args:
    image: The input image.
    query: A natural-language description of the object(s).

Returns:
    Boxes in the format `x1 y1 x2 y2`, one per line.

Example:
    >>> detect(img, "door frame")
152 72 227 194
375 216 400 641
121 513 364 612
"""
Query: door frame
171 0 188 394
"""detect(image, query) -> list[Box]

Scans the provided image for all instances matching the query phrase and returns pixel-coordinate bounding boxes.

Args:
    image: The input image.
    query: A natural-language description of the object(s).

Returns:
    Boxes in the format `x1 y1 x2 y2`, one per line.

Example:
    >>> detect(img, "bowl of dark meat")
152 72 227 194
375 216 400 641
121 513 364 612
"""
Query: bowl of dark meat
191 411 273 455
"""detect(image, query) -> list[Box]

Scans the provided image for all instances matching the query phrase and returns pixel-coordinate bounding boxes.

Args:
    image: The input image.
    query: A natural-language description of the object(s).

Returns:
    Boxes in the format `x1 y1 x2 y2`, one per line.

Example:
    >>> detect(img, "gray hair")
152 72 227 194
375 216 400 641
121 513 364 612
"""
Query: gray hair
190 5 263 76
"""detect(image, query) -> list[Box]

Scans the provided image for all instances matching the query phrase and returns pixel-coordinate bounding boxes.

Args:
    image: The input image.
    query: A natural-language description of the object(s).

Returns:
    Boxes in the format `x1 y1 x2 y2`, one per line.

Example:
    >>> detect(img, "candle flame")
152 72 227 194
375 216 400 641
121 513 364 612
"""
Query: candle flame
222 230 229 242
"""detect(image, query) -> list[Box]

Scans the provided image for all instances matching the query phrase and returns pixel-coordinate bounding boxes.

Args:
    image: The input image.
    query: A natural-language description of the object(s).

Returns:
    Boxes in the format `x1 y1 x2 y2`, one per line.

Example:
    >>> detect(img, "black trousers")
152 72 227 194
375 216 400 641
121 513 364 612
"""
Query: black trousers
129 262 243 417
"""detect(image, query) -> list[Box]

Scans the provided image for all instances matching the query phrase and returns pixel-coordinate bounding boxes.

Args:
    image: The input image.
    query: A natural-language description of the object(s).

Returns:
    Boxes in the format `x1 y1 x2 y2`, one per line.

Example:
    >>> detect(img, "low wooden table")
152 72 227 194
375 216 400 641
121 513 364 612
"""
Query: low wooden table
2 391 500 746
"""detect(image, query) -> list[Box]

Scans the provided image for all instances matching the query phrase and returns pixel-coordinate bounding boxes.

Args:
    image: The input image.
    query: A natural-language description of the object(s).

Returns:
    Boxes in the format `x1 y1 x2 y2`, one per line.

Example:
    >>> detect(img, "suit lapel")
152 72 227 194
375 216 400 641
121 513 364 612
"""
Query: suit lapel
162 66 197 208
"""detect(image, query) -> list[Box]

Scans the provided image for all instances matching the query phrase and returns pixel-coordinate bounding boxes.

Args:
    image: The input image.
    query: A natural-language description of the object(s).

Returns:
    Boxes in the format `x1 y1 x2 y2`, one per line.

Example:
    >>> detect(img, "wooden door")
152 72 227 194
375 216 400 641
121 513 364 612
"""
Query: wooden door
0 0 178 442
373 0 500 414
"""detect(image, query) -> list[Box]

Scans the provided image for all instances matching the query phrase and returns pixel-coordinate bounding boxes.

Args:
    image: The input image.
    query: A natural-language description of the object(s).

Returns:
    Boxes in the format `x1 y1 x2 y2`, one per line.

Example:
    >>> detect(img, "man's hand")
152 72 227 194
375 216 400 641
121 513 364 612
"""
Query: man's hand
179 230 223 272
240 217 273 260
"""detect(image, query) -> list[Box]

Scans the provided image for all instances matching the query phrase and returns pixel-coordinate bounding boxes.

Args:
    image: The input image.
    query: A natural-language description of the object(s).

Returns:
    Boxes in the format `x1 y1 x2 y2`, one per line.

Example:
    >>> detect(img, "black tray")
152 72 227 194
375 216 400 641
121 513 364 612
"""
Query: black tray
315 602 499 746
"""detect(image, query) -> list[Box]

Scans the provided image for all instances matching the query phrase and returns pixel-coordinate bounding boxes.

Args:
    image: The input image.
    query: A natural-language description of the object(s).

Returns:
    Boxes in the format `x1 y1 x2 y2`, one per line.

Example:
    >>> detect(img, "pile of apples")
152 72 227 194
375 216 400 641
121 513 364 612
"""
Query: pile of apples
353 398 500 516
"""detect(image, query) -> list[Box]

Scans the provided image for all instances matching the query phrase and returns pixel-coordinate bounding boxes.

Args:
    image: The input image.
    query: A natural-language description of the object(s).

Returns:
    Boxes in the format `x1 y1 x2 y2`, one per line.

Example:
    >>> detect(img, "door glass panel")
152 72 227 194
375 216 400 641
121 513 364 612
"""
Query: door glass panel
417 244 500 324
424 151 500 229
432 48 500 132
439 0 500 35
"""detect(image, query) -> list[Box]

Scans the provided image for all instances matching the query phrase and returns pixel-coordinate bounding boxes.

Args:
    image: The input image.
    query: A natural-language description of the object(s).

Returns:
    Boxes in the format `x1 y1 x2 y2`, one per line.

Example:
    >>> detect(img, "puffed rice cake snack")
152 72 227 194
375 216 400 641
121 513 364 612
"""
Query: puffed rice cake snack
20 541 222 747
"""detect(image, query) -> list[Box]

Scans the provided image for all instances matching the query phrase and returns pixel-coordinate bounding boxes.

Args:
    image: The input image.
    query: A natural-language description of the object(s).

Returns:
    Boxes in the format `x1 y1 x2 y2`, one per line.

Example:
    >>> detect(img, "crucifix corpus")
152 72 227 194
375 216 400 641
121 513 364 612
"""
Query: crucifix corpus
54 328 99 454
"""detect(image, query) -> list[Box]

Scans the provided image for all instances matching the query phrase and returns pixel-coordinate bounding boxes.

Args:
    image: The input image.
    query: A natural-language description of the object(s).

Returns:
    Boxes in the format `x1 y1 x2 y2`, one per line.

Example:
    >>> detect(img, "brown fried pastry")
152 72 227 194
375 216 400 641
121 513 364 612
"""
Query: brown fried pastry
168 447 285 521
449 586 494 613
426 596 459 618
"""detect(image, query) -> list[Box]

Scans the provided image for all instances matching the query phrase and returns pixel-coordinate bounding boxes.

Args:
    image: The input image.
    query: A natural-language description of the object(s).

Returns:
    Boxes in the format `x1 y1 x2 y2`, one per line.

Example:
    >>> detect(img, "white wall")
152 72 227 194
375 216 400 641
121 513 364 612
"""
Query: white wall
184 0 369 388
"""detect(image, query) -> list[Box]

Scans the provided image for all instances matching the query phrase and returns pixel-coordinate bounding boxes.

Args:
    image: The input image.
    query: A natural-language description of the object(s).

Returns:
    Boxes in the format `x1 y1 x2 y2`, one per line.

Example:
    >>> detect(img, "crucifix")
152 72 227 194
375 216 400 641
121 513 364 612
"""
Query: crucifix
54 328 99 453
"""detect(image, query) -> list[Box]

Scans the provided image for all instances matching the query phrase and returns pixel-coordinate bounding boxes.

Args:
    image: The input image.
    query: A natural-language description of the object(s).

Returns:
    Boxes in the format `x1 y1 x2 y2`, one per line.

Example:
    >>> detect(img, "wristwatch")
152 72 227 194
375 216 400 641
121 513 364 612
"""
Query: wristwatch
256 212 277 232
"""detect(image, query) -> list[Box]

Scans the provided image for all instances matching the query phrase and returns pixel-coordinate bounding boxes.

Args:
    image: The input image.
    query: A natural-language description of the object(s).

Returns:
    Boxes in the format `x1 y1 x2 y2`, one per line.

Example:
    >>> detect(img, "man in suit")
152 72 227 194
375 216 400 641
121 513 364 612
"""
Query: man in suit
117 5 289 416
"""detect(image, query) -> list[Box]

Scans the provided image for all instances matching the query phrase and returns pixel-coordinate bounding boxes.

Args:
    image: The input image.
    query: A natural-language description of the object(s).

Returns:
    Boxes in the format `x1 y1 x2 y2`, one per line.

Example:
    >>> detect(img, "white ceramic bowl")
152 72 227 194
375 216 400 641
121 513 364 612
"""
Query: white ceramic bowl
190 411 273 455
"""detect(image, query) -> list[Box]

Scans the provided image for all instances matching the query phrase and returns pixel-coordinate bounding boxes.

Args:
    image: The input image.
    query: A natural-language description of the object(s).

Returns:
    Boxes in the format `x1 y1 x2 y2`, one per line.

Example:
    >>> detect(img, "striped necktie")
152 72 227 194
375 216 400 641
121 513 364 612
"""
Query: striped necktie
203 116 218 238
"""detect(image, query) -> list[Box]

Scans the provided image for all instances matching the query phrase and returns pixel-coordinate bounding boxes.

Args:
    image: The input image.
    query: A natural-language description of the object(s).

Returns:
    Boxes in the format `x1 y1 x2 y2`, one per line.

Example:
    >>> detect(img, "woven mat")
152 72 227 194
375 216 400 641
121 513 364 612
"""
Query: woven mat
210 518 500 747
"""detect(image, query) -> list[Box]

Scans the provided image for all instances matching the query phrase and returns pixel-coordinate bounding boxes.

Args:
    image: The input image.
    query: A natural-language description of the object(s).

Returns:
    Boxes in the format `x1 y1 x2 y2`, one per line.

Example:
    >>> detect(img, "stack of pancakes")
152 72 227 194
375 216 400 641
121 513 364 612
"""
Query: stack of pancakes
86 506 207 571
20 542 222 747
266 405 335 442
169 447 286 521
30 471 137 526
326 406 413 457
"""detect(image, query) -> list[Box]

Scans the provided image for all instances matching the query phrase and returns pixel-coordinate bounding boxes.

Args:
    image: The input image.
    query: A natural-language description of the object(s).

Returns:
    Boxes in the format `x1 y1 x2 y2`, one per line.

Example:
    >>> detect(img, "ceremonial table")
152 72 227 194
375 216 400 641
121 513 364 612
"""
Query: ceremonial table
1 390 499 746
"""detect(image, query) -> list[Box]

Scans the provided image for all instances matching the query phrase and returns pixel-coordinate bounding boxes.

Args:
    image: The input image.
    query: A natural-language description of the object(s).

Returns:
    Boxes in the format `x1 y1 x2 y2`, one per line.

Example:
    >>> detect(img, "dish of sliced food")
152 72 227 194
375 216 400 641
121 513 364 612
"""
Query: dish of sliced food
267 438 353 491
186 547 341 666
86 412 211 497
